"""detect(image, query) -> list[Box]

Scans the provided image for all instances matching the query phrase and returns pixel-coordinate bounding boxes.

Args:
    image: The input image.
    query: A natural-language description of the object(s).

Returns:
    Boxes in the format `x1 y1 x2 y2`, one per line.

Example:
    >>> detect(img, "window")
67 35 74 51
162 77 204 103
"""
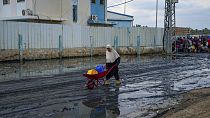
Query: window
100 0 105 5
3 0 10 5
73 5 78 22
91 0 96 4
17 0 25 2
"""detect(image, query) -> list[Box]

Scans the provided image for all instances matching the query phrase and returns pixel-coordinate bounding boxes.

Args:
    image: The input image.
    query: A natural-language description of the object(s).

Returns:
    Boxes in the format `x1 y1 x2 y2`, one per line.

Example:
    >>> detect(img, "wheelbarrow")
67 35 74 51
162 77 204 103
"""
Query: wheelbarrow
83 64 117 89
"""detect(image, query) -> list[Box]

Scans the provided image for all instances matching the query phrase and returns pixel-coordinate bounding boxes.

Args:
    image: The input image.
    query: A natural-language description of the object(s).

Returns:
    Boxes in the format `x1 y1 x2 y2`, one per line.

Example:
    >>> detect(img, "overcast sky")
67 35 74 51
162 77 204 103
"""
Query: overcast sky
107 0 210 29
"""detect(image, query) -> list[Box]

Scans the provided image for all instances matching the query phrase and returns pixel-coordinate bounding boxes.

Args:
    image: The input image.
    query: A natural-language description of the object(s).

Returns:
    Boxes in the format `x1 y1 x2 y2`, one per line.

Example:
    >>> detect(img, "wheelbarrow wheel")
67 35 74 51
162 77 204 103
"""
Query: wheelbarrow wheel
87 80 95 89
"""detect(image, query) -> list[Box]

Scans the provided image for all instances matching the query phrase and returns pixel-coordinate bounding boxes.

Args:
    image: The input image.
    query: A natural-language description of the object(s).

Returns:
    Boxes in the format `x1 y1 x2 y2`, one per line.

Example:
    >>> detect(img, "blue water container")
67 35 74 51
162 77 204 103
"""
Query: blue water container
95 64 104 73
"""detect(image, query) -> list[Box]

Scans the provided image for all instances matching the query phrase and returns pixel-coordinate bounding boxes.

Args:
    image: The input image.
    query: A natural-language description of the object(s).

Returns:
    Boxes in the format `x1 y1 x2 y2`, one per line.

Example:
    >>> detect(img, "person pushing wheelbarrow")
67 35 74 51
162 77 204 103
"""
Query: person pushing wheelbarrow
105 44 121 85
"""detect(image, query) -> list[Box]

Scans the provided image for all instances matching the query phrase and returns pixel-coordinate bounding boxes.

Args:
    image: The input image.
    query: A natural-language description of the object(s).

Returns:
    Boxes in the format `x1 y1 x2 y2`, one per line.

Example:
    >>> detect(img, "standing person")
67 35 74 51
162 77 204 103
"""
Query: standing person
208 37 210 52
105 44 121 85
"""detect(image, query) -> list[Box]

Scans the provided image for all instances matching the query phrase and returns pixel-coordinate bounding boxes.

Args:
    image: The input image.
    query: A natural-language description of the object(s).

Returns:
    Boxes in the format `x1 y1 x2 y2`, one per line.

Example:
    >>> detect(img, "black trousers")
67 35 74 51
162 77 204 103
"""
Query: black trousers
106 58 120 80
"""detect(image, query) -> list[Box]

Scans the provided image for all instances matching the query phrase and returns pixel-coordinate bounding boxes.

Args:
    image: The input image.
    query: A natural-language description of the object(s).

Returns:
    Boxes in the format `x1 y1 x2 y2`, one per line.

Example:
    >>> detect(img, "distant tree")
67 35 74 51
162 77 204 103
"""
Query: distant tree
136 24 141 27
203 28 209 34
190 28 210 35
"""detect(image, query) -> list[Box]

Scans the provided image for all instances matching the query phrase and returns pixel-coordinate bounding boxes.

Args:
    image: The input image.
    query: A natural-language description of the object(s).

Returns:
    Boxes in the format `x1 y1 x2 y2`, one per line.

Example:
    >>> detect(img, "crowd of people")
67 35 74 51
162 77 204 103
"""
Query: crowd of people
172 36 210 53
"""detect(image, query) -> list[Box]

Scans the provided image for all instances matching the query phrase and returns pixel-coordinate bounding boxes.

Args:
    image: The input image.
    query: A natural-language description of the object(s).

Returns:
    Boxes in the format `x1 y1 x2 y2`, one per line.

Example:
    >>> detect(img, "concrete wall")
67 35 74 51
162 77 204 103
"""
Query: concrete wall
0 47 163 61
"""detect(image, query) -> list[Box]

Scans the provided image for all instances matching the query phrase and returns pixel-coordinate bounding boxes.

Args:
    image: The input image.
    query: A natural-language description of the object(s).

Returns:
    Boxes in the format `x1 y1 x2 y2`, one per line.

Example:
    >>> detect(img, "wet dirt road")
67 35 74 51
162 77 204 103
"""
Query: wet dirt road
1 54 210 118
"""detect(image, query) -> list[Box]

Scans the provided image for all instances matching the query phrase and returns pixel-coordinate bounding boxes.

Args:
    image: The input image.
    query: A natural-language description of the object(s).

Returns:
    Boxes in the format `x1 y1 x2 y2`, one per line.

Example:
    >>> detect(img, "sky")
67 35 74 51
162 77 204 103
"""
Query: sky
107 0 210 29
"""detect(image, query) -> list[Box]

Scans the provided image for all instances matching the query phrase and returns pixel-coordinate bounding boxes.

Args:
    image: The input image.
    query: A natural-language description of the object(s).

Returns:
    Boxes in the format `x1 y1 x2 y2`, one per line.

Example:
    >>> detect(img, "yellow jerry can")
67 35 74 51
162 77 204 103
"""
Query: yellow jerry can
87 69 98 75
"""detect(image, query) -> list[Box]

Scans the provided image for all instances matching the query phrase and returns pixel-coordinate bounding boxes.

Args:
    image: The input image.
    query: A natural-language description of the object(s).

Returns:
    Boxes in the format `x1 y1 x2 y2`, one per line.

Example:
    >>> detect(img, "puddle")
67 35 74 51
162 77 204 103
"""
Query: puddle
1 54 210 117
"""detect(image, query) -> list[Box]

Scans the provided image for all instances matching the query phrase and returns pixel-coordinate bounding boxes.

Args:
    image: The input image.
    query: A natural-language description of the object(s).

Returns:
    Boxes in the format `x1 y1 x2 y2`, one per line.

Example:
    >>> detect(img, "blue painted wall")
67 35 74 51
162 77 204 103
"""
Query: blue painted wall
109 20 132 27
91 0 105 22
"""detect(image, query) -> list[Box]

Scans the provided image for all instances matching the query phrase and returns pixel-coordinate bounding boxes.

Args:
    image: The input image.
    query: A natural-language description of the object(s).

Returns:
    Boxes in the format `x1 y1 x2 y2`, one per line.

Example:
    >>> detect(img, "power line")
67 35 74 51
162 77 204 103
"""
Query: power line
107 0 134 8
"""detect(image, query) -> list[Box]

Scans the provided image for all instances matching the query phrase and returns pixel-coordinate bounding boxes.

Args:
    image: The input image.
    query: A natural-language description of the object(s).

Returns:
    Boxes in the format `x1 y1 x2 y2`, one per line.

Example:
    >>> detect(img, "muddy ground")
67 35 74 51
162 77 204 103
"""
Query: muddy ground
156 87 210 118
0 54 210 118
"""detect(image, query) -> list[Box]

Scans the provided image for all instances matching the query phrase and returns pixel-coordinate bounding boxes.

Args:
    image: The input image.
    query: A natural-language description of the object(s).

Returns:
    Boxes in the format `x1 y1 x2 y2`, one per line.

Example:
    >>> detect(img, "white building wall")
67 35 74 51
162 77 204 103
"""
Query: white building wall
77 0 90 26
59 0 91 25
0 0 32 18
0 0 16 17
34 0 62 19
0 0 91 26
16 1 26 16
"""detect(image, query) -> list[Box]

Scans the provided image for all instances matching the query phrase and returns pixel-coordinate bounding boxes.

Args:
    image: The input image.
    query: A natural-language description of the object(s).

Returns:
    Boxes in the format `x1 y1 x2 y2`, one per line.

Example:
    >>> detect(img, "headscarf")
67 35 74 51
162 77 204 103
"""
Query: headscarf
106 44 120 63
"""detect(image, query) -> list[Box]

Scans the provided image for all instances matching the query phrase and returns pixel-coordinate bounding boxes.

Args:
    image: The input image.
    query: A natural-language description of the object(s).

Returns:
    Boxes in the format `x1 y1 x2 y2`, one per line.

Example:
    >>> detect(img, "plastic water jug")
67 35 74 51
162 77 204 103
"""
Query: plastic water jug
87 69 98 75
95 65 104 73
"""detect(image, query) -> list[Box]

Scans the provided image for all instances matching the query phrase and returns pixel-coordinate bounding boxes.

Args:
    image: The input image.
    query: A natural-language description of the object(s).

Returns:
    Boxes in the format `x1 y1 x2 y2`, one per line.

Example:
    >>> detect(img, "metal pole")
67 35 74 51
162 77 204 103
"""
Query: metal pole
155 0 158 48
124 0 126 14
156 0 158 29
90 36 93 57
164 0 176 54
168 1 172 54
173 3 177 53
114 36 118 49
60 0 64 59
137 36 140 55
59 35 63 59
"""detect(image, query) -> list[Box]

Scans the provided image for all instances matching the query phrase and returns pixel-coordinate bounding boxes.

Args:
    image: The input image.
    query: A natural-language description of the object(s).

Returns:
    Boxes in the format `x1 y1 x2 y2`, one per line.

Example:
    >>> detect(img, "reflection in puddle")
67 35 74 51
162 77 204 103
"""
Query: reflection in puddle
0 55 156 81
83 87 120 118
1 54 210 118
42 87 120 118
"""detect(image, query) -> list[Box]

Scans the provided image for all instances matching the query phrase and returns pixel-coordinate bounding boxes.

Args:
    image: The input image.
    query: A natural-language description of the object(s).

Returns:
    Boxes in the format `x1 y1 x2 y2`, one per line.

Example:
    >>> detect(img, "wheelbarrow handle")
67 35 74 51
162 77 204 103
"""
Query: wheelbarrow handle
106 64 117 74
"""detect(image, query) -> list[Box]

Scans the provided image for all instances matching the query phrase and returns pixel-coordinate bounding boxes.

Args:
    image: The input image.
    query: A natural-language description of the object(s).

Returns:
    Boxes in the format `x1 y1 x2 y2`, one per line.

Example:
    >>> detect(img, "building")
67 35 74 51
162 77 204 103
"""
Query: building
107 11 134 27
175 27 191 36
88 0 113 26
0 0 112 26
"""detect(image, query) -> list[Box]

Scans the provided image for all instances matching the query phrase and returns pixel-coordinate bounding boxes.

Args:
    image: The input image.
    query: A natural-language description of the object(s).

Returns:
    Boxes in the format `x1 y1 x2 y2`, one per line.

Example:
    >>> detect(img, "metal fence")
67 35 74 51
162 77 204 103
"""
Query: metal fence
0 21 165 61
0 21 164 50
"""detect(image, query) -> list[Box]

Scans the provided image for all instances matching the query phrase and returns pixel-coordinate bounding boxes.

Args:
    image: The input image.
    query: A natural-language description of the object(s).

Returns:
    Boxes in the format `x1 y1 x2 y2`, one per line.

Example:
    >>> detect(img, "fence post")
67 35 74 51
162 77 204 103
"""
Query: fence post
154 28 157 48
137 36 141 55
59 35 63 59
127 28 131 47
18 34 23 62
90 36 93 57
114 36 118 49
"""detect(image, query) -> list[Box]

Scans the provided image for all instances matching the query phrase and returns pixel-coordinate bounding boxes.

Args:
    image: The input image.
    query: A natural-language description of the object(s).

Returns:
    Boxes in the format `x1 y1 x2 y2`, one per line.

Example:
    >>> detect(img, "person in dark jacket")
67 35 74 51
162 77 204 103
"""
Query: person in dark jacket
105 44 121 85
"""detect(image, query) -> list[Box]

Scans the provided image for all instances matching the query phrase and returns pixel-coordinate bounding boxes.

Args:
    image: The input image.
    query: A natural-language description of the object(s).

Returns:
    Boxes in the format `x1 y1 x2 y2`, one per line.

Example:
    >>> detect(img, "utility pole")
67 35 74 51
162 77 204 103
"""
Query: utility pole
164 0 178 54
156 0 158 29
124 0 126 14
155 0 158 48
